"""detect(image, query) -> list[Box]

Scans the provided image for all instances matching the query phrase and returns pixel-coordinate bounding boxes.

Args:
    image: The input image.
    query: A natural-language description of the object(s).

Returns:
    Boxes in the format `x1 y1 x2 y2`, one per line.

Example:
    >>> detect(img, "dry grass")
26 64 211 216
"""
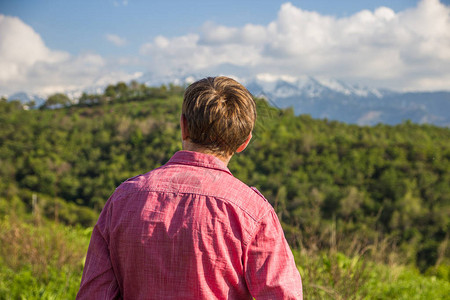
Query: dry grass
291 220 404 300
0 215 90 278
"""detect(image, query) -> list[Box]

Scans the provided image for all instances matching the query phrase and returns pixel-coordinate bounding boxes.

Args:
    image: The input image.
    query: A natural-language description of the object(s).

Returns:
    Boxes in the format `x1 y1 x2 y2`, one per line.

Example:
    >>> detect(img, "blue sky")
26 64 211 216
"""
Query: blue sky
1 0 423 56
1 0 449 96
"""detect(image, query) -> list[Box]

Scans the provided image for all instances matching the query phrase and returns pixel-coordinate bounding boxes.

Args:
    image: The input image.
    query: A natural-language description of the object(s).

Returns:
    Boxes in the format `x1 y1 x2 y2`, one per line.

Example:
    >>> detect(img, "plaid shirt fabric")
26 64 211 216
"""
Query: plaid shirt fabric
77 151 303 299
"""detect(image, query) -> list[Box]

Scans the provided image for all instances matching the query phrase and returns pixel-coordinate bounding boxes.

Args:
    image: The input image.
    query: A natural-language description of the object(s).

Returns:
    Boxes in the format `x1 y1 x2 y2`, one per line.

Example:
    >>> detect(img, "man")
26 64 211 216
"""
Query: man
77 76 303 299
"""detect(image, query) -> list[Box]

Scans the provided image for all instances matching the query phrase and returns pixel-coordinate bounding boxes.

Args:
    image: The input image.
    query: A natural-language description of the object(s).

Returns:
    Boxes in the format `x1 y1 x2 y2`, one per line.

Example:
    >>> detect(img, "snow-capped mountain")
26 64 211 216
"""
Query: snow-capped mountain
246 75 387 100
245 76 449 127
138 72 197 87
6 73 450 127
6 92 47 108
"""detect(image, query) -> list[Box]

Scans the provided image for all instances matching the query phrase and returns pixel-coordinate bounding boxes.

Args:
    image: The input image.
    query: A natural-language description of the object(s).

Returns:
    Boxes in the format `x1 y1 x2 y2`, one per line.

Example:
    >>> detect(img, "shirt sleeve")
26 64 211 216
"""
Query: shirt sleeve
76 199 121 300
244 208 303 299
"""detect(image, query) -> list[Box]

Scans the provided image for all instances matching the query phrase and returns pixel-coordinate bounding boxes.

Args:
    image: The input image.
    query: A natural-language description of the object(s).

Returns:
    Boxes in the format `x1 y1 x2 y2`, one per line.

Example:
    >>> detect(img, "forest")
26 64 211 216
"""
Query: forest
0 81 449 299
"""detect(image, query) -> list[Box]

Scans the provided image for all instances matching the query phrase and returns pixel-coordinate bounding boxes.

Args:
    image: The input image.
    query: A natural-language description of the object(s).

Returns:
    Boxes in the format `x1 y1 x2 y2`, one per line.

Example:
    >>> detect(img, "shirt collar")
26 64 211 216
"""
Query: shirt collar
167 150 233 175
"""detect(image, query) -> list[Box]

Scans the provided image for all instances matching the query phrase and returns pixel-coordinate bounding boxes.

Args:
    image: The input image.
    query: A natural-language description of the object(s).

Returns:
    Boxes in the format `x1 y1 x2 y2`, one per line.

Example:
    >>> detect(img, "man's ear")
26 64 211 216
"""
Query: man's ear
236 133 252 153
180 114 189 140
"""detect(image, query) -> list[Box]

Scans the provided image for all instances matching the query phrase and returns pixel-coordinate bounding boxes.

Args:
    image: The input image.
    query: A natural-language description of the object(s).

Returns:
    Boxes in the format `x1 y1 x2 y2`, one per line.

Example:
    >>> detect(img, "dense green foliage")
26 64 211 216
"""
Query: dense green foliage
238 105 449 272
1 81 449 297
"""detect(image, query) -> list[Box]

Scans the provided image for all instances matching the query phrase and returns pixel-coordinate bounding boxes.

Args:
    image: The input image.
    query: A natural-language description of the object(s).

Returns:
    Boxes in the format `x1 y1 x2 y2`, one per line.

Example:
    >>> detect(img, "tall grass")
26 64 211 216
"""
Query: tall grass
0 215 90 299
0 213 448 299
289 220 450 299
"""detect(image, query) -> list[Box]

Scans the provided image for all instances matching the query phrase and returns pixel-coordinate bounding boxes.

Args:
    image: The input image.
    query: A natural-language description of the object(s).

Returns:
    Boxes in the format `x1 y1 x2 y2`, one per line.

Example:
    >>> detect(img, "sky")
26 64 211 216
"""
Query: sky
1 0 449 96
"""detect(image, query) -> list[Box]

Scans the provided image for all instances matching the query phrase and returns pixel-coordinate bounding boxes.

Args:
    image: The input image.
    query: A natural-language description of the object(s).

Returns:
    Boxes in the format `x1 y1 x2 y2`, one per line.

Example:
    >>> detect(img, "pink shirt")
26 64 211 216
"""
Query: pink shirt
77 151 303 299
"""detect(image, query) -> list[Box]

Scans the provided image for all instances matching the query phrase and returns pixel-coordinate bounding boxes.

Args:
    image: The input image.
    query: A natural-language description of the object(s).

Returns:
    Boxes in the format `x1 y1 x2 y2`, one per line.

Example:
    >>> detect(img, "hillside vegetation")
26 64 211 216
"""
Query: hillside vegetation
1 81 449 298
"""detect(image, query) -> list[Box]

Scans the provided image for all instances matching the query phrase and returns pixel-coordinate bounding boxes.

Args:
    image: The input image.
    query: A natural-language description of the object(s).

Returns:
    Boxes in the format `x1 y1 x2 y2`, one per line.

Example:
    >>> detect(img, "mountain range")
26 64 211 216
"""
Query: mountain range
6 74 450 127
244 76 450 127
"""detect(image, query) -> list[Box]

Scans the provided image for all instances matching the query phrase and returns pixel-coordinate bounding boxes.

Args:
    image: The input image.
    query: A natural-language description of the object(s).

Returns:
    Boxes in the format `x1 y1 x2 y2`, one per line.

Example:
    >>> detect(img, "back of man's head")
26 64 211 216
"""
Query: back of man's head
182 76 256 157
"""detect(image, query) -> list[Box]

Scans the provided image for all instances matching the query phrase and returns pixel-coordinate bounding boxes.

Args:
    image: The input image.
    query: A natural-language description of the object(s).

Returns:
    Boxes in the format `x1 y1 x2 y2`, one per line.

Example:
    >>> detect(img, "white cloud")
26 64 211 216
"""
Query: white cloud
113 0 128 7
0 15 68 83
106 33 127 46
0 15 139 96
139 0 450 91
1 0 449 95
140 32 263 76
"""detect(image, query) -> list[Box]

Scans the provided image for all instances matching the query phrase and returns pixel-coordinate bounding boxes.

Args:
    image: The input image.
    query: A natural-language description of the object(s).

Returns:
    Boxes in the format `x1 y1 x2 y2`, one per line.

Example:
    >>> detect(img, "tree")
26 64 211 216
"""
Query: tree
104 85 117 100
41 93 71 109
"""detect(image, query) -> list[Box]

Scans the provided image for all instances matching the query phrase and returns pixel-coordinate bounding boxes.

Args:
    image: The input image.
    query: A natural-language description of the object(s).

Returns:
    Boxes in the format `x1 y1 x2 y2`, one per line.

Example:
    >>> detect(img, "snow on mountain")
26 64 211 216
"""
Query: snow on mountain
6 92 47 108
241 74 449 127
5 72 449 127
245 74 385 99
138 72 197 87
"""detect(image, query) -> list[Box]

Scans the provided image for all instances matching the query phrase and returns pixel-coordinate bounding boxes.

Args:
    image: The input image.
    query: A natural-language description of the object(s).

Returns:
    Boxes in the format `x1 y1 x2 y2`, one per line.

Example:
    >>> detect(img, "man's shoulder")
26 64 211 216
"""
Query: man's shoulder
112 164 274 222
209 175 274 222
112 171 153 196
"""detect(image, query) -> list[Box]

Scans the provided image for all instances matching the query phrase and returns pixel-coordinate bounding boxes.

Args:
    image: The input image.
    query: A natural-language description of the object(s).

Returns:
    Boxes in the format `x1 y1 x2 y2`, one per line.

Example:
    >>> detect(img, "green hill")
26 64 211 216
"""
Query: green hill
1 82 449 298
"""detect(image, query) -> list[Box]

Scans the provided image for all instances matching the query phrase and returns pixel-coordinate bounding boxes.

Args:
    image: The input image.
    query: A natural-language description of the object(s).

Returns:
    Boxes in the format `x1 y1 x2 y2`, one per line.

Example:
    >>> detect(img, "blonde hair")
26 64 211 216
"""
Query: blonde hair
182 76 256 157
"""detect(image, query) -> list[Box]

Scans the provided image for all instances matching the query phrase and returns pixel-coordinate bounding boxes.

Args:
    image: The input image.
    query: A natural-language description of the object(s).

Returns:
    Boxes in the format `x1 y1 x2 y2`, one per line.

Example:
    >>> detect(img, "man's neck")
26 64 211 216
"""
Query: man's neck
182 140 232 165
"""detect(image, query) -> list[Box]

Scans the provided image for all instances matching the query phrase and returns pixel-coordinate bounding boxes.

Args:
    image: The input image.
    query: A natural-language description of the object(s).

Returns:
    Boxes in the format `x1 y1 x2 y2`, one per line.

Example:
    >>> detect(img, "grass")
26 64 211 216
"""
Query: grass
0 215 90 300
0 214 448 299
295 249 450 300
